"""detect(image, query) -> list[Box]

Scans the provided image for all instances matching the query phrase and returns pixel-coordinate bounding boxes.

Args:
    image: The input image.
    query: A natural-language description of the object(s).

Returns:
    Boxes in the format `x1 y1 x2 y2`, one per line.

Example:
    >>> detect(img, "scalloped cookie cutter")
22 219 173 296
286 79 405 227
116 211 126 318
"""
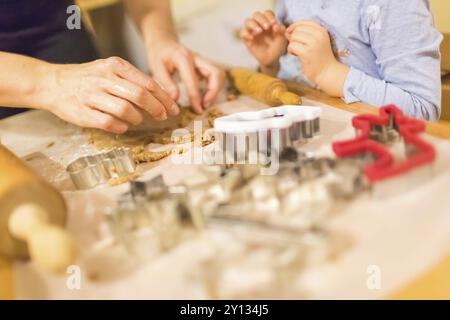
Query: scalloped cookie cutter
213 105 321 160
67 147 136 190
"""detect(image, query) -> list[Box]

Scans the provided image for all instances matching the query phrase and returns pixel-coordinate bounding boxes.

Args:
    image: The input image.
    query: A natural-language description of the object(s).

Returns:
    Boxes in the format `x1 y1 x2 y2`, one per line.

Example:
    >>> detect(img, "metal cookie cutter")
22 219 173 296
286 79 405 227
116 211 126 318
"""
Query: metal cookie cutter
117 175 169 209
332 105 436 183
67 147 136 189
214 105 321 161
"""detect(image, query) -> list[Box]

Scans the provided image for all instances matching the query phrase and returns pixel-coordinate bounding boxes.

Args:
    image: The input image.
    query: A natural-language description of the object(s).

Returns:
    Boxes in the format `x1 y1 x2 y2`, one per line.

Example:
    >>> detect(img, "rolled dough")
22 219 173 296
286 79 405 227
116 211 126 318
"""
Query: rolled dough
87 107 224 164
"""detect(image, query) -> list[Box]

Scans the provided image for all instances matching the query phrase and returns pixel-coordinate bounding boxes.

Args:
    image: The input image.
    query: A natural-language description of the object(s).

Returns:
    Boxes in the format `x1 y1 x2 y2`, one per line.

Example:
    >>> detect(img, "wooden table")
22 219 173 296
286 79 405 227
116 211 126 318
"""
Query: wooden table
287 82 450 141
0 257 14 300
1 86 449 300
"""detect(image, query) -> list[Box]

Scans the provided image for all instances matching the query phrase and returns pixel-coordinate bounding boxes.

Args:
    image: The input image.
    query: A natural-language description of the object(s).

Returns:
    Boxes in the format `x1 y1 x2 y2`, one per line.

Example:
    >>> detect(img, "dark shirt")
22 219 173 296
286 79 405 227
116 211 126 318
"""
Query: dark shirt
0 0 74 53
0 0 98 119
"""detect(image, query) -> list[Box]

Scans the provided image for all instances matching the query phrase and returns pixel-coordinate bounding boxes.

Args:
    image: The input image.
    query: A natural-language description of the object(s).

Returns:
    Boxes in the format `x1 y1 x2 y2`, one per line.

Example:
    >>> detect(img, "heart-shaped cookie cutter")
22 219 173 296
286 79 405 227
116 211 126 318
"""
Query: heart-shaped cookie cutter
67 147 136 190
213 105 321 161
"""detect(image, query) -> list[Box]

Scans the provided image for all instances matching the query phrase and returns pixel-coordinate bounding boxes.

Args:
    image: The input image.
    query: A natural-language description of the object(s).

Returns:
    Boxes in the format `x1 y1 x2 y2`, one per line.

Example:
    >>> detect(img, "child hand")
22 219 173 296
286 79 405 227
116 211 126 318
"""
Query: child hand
286 20 349 97
240 10 287 75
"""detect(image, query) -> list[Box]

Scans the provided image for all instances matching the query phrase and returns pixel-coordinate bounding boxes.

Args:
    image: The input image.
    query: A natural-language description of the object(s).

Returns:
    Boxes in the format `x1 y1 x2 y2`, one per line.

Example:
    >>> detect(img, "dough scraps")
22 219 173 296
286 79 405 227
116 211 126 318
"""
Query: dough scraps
87 107 224 165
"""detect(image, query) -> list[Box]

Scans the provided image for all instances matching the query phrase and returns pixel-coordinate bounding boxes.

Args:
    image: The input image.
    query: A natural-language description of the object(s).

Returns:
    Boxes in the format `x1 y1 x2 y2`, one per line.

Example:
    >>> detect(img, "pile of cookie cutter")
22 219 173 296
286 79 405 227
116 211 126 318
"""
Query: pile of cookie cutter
107 177 341 269
332 105 436 183
67 147 136 189
213 105 321 161
106 144 362 258
105 161 352 299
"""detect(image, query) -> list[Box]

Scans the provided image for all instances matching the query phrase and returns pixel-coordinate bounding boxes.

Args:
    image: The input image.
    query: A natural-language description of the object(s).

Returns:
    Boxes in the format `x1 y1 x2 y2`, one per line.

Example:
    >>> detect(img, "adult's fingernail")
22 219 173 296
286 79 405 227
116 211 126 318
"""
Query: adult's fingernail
170 103 180 115
158 111 168 121
116 123 128 134
204 100 212 109
195 107 204 115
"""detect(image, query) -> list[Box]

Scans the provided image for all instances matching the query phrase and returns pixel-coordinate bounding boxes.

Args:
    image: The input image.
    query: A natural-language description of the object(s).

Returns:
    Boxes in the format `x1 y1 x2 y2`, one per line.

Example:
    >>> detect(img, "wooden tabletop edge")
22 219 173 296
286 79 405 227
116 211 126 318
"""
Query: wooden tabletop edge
0 257 14 300
286 81 450 141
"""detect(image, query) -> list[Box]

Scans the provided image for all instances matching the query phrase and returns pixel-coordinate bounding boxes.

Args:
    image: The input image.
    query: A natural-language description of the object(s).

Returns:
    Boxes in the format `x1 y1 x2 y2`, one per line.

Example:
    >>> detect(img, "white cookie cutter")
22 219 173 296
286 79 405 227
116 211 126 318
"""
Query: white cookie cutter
213 106 321 160
214 105 321 133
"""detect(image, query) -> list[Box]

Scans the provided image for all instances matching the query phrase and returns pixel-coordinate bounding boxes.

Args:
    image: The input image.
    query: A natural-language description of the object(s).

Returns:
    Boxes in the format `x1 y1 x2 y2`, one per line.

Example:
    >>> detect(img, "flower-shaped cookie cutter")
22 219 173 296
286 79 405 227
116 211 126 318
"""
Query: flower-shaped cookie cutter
67 147 136 189
332 105 436 183
214 105 321 160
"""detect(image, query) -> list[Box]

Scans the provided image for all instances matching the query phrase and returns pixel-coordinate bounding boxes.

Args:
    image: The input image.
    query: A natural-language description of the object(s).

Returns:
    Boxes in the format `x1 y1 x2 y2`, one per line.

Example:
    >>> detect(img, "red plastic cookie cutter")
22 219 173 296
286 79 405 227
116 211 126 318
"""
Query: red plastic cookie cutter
332 105 436 183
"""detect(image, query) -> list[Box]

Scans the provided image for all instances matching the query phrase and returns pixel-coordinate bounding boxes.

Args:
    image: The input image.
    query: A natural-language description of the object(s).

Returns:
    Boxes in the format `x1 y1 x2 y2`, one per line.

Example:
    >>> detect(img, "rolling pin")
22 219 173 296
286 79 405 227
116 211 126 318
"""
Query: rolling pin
228 68 302 106
0 144 75 273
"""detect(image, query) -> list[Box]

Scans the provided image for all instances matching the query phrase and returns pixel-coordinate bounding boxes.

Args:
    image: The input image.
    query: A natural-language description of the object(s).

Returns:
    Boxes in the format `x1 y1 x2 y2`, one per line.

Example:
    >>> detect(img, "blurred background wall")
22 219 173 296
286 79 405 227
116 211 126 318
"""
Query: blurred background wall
431 0 450 121
79 0 274 71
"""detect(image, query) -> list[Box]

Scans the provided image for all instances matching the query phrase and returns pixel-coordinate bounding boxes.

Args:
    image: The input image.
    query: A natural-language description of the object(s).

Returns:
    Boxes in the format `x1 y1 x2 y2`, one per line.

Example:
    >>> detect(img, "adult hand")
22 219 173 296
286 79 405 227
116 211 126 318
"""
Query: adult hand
47 57 179 134
146 40 225 114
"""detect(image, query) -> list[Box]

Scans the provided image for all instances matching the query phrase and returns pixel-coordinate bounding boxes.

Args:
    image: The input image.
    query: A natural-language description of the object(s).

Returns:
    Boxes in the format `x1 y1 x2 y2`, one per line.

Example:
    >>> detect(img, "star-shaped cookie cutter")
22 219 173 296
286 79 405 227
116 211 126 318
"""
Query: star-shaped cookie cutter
332 105 436 183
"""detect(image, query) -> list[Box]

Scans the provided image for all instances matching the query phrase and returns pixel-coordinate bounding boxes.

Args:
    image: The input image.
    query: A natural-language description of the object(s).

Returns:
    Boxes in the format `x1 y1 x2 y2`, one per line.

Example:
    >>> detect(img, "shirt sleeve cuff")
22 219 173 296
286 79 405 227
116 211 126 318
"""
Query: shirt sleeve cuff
343 67 365 104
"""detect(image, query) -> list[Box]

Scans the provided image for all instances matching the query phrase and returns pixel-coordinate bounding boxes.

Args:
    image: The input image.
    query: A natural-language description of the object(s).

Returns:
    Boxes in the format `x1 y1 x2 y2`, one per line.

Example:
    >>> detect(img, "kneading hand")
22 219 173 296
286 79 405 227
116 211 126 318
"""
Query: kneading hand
147 40 225 114
47 57 179 134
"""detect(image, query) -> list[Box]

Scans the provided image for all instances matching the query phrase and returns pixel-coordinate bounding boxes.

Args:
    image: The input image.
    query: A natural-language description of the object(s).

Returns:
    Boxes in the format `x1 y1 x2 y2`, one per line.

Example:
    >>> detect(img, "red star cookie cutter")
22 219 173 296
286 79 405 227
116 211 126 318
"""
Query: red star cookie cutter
332 105 436 183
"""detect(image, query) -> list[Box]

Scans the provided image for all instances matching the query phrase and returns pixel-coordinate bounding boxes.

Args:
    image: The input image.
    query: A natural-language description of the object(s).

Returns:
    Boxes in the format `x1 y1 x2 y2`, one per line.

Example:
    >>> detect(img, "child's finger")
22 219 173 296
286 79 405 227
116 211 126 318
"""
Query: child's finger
290 20 327 36
285 24 296 39
263 10 277 24
290 31 316 46
240 28 254 41
286 23 325 45
294 25 324 39
245 18 263 35
286 23 298 34
273 23 286 34
287 42 308 58
287 20 317 32
272 25 288 41
299 23 328 39
253 12 271 30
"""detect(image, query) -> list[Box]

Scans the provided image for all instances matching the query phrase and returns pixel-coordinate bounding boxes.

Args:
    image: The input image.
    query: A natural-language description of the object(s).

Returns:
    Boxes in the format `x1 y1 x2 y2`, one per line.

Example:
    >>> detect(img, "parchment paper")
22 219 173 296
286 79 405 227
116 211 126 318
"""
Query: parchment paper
1 96 449 299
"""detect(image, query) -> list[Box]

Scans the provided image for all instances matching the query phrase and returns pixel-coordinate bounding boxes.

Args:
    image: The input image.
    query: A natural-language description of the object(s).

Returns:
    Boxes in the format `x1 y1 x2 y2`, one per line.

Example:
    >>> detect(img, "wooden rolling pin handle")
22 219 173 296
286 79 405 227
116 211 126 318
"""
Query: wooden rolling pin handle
8 204 76 273
275 90 302 106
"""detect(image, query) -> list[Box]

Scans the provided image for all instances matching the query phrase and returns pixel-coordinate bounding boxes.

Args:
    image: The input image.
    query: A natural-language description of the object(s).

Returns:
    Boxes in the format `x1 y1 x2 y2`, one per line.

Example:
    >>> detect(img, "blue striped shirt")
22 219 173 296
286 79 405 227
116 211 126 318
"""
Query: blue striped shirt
277 0 443 120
